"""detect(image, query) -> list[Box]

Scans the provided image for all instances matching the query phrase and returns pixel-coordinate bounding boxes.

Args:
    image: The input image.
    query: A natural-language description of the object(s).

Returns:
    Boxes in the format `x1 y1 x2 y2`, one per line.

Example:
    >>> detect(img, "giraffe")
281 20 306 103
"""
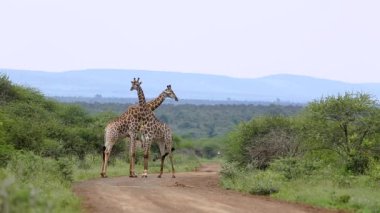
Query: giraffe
100 79 178 178
140 122 176 178
130 78 176 178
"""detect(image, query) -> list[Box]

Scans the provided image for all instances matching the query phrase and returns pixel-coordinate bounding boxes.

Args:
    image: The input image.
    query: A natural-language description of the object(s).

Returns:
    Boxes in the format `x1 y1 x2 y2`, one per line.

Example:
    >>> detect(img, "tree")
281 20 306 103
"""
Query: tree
303 92 380 174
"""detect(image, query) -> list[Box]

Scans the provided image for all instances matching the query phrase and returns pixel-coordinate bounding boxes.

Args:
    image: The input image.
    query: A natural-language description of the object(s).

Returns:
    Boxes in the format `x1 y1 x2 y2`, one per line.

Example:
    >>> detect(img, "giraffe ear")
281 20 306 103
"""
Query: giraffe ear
140 81 143 85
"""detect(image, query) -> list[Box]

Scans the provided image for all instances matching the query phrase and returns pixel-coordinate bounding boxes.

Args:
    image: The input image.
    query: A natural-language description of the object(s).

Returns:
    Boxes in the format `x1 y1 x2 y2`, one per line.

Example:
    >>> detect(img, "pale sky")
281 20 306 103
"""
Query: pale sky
1 0 380 83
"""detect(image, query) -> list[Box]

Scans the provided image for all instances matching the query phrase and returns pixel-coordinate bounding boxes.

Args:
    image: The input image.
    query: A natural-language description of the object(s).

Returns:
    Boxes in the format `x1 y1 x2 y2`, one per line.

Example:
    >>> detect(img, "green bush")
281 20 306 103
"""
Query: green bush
337 194 350 204
0 144 15 168
57 158 74 182
0 151 80 213
224 116 301 169
248 170 283 195
346 154 370 175
269 157 322 180
368 160 380 181
220 162 284 196
219 162 240 179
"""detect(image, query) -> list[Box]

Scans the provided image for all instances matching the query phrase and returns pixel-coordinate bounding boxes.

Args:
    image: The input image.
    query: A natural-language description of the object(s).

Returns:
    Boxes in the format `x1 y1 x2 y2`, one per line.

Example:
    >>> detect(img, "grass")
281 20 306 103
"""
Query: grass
219 162 380 213
0 150 203 212
73 152 202 181
273 177 380 213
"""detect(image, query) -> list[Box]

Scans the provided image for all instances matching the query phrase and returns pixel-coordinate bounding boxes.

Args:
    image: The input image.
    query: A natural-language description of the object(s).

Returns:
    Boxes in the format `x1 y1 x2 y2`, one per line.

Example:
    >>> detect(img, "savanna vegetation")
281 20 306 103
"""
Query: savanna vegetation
221 92 380 212
72 101 302 138
3 72 380 212
0 74 202 212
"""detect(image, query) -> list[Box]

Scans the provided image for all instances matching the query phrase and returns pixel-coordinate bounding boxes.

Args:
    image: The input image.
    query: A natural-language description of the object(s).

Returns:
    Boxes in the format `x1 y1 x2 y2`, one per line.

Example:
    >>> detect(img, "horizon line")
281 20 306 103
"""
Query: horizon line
1 67 379 84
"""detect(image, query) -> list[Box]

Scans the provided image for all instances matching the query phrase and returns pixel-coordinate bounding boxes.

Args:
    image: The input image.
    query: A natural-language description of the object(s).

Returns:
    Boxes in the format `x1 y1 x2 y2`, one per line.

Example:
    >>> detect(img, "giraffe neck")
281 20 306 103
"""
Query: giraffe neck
147 92 166 111
136 86 146 106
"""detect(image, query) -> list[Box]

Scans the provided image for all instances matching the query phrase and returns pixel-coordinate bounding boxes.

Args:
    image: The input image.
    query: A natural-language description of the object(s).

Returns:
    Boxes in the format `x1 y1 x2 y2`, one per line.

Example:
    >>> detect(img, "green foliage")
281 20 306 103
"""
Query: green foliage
0 74 17 104
75 102 303 138
0 151 80 213
220 162 284 196
303 92 380 174
272 176 380 212
0 76 105 160
220 160 380 212
247 171 283 195
175 137 224 160
225 116 300 168
57 158 74 182
0 144 15 168
73 153 201 181
269 157 323 180
219 162 241 179
220 91 380 211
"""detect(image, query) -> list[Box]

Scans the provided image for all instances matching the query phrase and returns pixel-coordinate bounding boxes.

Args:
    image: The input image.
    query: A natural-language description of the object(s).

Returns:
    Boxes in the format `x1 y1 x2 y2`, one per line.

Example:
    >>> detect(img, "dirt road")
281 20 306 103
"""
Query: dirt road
73 164 335 213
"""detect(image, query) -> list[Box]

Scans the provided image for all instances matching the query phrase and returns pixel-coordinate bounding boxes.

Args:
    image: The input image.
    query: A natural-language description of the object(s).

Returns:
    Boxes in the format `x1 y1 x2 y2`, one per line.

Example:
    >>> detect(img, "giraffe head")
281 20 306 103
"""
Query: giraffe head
163 85 179 101
130 77 142 91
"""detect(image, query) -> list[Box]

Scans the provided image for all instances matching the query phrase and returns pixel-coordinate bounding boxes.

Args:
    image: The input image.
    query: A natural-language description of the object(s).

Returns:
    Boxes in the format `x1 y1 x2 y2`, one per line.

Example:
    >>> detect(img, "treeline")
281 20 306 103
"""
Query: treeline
221 92 380 211
0 75 95 212
71 102 303 138
0 76 112 161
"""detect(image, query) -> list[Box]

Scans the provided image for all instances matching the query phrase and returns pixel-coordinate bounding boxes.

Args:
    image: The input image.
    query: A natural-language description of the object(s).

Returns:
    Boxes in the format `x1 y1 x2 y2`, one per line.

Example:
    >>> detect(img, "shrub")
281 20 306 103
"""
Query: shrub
202 144 218 159
0 152 80 212
337 195 351 204
57 158 74 182
225 116 301 169
269 157 322 180
368 160 380 181
346 154 370 175
219 162 240 179
248 171 283 195
0 144 14 168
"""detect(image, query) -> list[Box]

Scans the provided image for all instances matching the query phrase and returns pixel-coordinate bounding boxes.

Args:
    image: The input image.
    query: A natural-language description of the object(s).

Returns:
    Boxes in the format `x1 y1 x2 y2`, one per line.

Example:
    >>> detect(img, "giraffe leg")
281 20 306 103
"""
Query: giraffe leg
169 153 175 178
142 141 150 178
101 149 112 178
100 146 107 178
158 143 166 178
101 144 114 178
158 154 166 178
129 135 137 178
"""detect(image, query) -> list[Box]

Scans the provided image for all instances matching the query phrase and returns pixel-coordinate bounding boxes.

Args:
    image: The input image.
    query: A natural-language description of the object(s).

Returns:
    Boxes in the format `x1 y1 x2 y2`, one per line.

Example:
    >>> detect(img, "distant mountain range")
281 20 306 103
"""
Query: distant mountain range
1 69 380 103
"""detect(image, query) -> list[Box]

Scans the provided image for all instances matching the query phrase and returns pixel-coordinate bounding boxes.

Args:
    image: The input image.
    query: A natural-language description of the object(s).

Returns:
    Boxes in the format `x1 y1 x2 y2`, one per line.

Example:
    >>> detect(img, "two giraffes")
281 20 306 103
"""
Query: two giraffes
100 78 178 178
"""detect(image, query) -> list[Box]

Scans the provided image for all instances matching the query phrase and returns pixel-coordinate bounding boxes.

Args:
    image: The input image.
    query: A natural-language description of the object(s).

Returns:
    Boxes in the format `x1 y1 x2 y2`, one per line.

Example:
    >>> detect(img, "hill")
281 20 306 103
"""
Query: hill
2 69 380 102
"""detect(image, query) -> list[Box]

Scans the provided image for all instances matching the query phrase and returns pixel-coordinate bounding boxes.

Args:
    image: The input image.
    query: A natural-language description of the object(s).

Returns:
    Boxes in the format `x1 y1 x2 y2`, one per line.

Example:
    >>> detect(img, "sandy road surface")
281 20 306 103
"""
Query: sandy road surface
73 164 337 213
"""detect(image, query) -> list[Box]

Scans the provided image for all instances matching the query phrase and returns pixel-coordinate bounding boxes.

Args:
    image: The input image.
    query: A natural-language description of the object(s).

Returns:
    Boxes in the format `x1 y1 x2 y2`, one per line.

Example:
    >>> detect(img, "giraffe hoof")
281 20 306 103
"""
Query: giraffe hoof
142 175 148 178
129 175 138 178
100 173 108 178
172 175 176 178
157 175 162 178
